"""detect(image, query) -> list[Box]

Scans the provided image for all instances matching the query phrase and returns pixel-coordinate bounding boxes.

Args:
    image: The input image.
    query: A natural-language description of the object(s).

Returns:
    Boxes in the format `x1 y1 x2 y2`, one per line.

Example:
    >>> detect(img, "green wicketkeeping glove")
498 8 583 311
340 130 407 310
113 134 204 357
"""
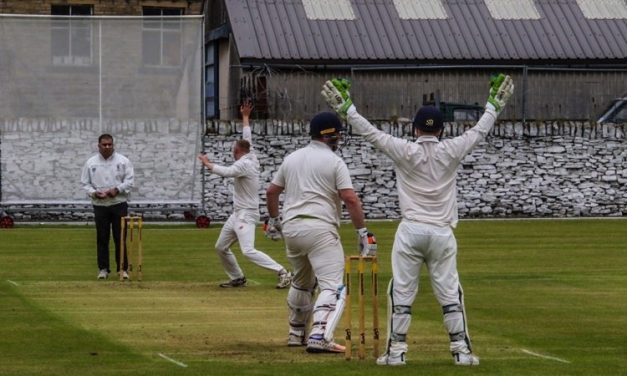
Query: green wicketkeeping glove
321 78 354 118
486 73 514 113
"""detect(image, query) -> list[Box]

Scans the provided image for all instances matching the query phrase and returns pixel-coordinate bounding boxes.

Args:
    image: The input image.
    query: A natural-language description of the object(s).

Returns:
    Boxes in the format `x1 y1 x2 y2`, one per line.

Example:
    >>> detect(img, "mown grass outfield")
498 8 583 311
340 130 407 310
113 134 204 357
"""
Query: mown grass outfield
1 219 626 376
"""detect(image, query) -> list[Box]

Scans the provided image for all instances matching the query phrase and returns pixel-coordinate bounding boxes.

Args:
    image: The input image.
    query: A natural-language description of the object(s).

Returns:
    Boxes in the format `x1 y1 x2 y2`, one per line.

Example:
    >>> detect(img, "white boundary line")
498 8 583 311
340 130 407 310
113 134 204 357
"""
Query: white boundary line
157 353 188 368
521 349 571 364
7 280 19 286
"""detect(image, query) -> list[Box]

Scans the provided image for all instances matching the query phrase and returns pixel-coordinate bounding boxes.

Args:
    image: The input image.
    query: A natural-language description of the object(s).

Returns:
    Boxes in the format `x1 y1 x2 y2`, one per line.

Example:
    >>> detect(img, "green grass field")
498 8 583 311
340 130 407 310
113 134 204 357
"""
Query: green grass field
1 219 626 375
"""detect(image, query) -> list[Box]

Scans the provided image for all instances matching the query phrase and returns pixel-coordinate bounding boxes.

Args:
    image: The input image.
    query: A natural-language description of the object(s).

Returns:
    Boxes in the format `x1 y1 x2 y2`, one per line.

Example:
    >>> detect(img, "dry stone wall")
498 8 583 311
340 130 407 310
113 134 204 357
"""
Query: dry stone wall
1 119 625 221
201 120 626 222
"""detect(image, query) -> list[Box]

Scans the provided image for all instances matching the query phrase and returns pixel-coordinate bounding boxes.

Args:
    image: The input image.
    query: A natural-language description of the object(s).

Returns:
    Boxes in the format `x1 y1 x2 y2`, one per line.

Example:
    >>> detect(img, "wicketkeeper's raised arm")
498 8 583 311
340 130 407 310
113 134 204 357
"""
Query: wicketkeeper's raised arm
444 74 514 158
322 75 514 162
322 79 412 164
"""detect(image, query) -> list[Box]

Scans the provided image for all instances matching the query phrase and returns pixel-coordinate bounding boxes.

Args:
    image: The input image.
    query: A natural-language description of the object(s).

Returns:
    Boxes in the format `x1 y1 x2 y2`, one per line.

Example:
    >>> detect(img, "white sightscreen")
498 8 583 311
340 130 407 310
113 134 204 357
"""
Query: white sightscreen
0 15 203 204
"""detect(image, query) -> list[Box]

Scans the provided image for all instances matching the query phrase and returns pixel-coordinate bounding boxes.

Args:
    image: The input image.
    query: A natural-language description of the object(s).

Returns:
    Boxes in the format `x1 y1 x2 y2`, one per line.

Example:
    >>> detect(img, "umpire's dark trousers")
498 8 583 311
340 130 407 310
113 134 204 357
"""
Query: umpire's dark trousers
94 202 128 273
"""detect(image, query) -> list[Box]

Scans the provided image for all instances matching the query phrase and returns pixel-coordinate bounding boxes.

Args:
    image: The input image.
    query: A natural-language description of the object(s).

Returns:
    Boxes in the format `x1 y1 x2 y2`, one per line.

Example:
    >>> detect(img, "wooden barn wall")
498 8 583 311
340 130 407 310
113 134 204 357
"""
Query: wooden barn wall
238 69 625 122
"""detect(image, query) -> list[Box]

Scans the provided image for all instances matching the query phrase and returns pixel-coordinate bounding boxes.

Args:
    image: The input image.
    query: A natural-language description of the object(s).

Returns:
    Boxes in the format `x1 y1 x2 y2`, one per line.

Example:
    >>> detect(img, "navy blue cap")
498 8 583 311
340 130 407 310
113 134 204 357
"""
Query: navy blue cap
309 112 344 137
413 106 443 132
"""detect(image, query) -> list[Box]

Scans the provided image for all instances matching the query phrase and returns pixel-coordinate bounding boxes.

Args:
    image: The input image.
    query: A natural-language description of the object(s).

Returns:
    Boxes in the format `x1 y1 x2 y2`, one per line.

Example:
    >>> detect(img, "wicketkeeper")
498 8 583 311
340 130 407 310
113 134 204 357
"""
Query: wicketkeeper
322 74 514 366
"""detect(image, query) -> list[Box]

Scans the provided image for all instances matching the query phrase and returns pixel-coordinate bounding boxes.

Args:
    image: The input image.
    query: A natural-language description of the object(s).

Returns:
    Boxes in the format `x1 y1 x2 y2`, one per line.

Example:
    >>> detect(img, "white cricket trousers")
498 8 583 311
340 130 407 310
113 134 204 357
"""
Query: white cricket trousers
387 220 472 353
282 218 344 339
215 210 284 280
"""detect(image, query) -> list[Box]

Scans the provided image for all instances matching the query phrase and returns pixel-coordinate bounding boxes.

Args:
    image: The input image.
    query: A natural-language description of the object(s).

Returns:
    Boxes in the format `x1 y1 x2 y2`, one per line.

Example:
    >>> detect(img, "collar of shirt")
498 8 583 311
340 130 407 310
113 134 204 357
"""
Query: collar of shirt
309 140 331 150
98 152 117 161
416 136 439 144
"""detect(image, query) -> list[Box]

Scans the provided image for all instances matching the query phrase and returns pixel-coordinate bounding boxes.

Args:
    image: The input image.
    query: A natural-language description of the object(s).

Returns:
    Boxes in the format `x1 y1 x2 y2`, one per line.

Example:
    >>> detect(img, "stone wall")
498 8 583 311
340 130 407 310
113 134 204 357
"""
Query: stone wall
201 120 627 221
1 119 626 221
0 117 201 221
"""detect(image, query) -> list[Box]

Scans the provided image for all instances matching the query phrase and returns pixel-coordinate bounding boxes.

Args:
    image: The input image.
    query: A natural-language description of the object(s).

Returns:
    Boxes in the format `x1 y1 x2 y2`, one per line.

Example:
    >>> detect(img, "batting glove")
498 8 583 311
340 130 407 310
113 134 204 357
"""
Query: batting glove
357 228 377 257
321 78 354 119
486 73 514 113
264 216 283 241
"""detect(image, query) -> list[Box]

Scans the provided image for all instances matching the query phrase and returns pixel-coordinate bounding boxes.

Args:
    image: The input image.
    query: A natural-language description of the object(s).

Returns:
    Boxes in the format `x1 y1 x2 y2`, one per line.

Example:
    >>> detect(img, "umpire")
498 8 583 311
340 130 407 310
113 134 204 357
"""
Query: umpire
81 134 134 280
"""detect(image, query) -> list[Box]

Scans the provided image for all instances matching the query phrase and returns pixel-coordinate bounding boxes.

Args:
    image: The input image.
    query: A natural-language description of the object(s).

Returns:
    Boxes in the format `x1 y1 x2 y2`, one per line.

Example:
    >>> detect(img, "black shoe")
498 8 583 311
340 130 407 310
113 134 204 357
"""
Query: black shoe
219 277 247 288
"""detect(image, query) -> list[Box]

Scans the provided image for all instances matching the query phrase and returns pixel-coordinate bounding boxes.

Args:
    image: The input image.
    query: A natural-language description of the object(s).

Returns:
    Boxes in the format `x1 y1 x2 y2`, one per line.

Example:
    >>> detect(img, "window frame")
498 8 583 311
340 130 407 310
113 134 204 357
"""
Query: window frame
141 7 185 68
50 4 94 67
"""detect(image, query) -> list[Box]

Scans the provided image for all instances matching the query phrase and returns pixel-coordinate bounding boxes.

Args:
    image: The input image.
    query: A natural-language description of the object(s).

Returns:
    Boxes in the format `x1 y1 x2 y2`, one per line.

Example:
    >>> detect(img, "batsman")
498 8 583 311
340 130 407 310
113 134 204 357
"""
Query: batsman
322 74 514 366
266 112 377 353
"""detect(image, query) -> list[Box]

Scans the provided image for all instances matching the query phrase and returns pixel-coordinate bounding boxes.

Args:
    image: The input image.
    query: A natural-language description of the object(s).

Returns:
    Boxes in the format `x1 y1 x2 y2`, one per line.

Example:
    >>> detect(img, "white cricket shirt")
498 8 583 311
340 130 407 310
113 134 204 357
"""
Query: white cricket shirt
81 152 134 206
347 107 497 228
211 126 260 212
271 141 353 227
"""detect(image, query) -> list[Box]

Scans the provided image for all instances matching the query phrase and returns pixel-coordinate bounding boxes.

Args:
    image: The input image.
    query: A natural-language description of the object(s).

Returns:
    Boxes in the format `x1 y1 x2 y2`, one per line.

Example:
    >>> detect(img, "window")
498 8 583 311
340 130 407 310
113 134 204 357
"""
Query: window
205 42 218 119
302 0 355 20
142 7 184 67
394 0 448 20
577 0 627 20
484 0 541 20
453 108 483 122
597 95 627 124
51 5 93 66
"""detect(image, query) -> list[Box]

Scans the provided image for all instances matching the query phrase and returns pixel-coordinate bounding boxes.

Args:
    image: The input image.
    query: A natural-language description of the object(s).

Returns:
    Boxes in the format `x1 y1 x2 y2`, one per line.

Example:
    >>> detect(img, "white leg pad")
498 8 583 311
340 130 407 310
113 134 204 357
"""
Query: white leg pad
323 285 346 342
288 286 314 334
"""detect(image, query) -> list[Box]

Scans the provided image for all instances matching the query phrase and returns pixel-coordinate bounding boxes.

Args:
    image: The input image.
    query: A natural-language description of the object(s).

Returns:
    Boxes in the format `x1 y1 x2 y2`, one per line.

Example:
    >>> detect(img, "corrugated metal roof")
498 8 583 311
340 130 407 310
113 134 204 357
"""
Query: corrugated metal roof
224 0 627 63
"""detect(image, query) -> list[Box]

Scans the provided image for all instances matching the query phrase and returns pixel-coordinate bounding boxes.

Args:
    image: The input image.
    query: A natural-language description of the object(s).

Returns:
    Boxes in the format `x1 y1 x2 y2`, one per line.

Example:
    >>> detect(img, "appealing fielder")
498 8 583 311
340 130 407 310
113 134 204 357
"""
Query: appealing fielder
322 74 514 366
198 100 292 289
265 112 376 353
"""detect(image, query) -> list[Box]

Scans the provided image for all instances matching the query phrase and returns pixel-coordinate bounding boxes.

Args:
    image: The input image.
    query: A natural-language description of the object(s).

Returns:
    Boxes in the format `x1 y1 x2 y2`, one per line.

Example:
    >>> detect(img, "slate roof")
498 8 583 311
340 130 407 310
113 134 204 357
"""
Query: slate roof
223 0 627 64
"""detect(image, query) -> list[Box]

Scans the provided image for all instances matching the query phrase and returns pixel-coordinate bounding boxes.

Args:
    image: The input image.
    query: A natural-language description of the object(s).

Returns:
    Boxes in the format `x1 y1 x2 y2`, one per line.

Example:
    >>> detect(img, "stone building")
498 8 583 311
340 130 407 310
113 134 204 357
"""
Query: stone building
0 1 203 15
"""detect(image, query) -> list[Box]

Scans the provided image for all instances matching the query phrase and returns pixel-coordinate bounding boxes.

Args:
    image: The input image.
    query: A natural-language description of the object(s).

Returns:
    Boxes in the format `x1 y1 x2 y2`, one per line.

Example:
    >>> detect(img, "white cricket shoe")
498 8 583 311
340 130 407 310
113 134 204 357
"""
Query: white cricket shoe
306 335 345 353
453 351 480 366
276 270 292 289
376 341 407 366
376 351 406 366
121 271 129 280
97 269 108 280
287 332 306 347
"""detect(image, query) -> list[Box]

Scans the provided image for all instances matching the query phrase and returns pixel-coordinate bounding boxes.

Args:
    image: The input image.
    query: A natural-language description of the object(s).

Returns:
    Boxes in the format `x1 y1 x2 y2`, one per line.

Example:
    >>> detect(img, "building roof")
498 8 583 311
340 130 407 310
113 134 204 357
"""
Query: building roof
224 0 627 64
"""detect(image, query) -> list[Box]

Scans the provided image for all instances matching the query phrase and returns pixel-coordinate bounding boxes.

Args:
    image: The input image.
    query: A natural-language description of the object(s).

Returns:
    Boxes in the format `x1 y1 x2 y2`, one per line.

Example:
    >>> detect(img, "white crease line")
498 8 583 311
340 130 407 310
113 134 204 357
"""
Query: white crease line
7 280 19 286
521 349 571 364
158 352 188 368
